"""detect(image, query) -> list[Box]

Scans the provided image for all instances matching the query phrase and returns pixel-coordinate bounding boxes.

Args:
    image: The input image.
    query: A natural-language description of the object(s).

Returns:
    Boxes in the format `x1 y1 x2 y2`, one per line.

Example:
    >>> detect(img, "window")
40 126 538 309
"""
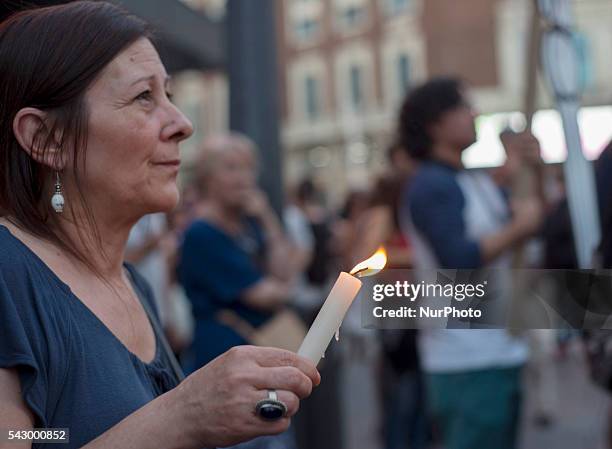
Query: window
295 19 319 42
304 75 320 120
338 5 366 29
349 65 363 109
386 0 409 15
397 54 410 96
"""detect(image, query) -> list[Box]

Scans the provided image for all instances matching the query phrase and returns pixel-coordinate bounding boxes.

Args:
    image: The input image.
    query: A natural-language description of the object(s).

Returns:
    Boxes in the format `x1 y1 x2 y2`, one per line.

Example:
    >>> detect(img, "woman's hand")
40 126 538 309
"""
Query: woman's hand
243 189 296 281
243 189 273 220
169 346 320 448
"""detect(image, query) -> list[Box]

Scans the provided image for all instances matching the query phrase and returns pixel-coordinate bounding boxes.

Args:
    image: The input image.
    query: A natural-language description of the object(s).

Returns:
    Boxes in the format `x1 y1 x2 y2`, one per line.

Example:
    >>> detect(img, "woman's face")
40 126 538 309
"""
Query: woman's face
207 147 257 211
78 38 193 221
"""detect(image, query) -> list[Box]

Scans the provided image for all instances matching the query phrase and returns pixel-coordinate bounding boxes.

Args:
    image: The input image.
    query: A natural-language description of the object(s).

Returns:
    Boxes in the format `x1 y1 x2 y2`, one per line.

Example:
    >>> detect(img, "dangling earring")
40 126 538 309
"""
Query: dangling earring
51 171 65 213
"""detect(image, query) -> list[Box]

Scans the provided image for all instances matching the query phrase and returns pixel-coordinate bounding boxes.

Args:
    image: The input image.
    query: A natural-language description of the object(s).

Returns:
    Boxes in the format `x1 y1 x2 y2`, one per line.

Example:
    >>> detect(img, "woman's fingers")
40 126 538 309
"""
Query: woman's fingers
249 346 321 386
245 390 297 438
173 346 316 448
252 389 300 418
252 366 313 399
221 346 319 399
255 416 292 436
277 390 300 417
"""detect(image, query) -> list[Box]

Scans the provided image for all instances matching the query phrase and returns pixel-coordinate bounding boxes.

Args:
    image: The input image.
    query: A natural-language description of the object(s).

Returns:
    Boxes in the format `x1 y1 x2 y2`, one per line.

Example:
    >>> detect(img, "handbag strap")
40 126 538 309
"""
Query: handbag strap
216 309 257 342
126 267 186 383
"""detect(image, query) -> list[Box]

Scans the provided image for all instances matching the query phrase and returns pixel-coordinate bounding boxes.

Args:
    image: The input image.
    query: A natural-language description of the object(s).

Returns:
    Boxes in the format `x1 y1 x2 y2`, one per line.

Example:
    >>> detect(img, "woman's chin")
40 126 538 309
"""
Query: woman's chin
145 187 180 213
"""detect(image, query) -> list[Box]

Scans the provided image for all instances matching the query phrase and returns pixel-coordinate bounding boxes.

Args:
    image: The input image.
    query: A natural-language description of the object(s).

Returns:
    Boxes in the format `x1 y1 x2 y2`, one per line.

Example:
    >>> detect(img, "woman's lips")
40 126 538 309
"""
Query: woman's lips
153 160 181 174
154 159 181 168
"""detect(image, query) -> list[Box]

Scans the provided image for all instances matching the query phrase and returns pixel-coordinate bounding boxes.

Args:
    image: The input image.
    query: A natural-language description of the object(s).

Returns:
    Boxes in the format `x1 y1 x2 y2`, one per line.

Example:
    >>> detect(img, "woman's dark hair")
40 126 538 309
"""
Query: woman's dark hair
386 140 402 163
370 175 404 232
297 178 323 204
396 77 465 160
0 1 151 271
340 190 370 221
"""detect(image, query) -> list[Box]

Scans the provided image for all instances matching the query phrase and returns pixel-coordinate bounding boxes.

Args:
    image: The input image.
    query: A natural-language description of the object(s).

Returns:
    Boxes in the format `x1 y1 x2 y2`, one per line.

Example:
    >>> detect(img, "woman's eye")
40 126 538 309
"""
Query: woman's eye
134 90 153 103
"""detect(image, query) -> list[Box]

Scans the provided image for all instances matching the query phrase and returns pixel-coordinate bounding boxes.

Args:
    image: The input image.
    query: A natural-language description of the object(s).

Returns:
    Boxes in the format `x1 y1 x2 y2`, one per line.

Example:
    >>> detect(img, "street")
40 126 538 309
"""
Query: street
521 342 610 449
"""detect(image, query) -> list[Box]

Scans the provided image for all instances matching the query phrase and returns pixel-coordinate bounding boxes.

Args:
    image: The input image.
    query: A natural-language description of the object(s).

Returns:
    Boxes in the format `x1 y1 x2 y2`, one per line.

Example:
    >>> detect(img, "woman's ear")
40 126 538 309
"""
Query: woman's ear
12 107 65 170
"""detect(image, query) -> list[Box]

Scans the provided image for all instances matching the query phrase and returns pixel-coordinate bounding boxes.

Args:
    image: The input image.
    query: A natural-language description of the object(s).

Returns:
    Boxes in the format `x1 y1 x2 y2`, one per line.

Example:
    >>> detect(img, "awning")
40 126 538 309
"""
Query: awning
0 0 225 73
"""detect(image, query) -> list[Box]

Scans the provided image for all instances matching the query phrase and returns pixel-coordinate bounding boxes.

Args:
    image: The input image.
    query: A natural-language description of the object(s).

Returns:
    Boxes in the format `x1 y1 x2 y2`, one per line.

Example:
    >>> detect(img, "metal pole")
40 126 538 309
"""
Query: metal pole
538 0 600 268
558 100 600 267
227 0 284 215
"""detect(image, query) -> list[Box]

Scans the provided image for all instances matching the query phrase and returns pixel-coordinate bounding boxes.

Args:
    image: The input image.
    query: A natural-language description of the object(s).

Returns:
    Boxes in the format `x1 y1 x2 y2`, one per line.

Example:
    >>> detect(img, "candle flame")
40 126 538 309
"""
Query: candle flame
349 246 387 278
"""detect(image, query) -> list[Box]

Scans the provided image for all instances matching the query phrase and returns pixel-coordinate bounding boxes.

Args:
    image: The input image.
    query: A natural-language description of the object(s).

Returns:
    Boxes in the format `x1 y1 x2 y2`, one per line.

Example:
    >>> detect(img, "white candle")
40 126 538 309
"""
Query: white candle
297 272 362 365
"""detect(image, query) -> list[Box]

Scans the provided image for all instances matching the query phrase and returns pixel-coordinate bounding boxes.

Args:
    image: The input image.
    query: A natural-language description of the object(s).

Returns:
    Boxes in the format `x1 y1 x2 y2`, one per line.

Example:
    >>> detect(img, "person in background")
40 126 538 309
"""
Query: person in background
350 141 415 267
177 133 303 449
493 129 548 205
285 178 337 316
349 143 424 449
576 140 612 449
597 141 612 449
595 141 612 267
299 179 337 299
332 189 371 271
388 139 416 180
161 192 202 355
126 212 195 356
283 181 316 312
178 132 298 369
284 183 314 268
494 128 560 428
125 213 172 325
399 77 543 449
284 178 349 449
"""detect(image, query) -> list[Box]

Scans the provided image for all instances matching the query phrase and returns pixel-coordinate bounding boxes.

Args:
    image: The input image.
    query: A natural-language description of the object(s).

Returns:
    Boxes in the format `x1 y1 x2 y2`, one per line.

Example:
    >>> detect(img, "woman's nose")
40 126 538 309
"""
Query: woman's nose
162 105 194 142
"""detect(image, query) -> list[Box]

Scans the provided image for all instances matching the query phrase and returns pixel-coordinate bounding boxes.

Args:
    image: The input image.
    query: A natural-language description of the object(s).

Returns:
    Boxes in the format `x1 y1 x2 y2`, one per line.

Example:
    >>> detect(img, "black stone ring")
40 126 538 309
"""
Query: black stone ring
255 390 287 421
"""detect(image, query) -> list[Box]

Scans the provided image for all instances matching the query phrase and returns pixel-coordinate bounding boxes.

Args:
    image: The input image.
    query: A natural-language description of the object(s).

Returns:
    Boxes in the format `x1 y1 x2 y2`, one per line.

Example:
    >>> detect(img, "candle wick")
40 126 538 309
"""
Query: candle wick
352 268 368 278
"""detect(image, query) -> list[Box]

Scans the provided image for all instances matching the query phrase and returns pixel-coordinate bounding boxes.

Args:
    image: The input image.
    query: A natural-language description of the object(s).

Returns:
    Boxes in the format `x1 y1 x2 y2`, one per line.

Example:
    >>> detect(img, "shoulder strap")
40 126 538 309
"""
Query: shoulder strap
126 268 186 383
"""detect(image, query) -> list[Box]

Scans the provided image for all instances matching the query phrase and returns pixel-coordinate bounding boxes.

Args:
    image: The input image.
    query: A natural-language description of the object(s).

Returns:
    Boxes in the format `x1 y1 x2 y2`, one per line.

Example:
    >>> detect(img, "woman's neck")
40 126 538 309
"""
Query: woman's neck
431 143 464 170
56 213 133 279
1 211 133 281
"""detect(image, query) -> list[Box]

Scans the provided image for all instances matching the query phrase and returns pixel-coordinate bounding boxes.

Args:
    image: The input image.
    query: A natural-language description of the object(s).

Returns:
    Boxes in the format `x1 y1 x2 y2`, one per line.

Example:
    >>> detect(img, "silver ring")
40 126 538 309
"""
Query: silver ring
255 389 287 421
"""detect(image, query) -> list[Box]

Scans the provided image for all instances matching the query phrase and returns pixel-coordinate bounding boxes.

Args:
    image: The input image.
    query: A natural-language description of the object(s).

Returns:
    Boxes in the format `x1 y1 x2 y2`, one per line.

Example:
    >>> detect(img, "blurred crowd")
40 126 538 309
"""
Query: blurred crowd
125 76 612 449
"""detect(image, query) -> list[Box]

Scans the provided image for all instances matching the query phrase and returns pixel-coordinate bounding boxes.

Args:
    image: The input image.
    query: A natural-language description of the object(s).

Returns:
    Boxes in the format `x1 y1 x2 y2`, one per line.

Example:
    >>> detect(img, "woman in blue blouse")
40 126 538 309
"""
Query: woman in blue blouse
178 134 298 372
0 2 319 449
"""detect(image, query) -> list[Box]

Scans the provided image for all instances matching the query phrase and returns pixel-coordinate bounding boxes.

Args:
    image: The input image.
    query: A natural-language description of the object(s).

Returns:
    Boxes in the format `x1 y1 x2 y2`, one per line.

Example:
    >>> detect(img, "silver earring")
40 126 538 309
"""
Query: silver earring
51 171 65 213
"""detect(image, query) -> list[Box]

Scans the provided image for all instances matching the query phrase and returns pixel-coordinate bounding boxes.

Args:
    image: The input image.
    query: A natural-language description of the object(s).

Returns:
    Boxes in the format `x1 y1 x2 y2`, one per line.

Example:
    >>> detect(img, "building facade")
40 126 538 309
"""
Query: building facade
176 0 612 205
280 0 426 204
